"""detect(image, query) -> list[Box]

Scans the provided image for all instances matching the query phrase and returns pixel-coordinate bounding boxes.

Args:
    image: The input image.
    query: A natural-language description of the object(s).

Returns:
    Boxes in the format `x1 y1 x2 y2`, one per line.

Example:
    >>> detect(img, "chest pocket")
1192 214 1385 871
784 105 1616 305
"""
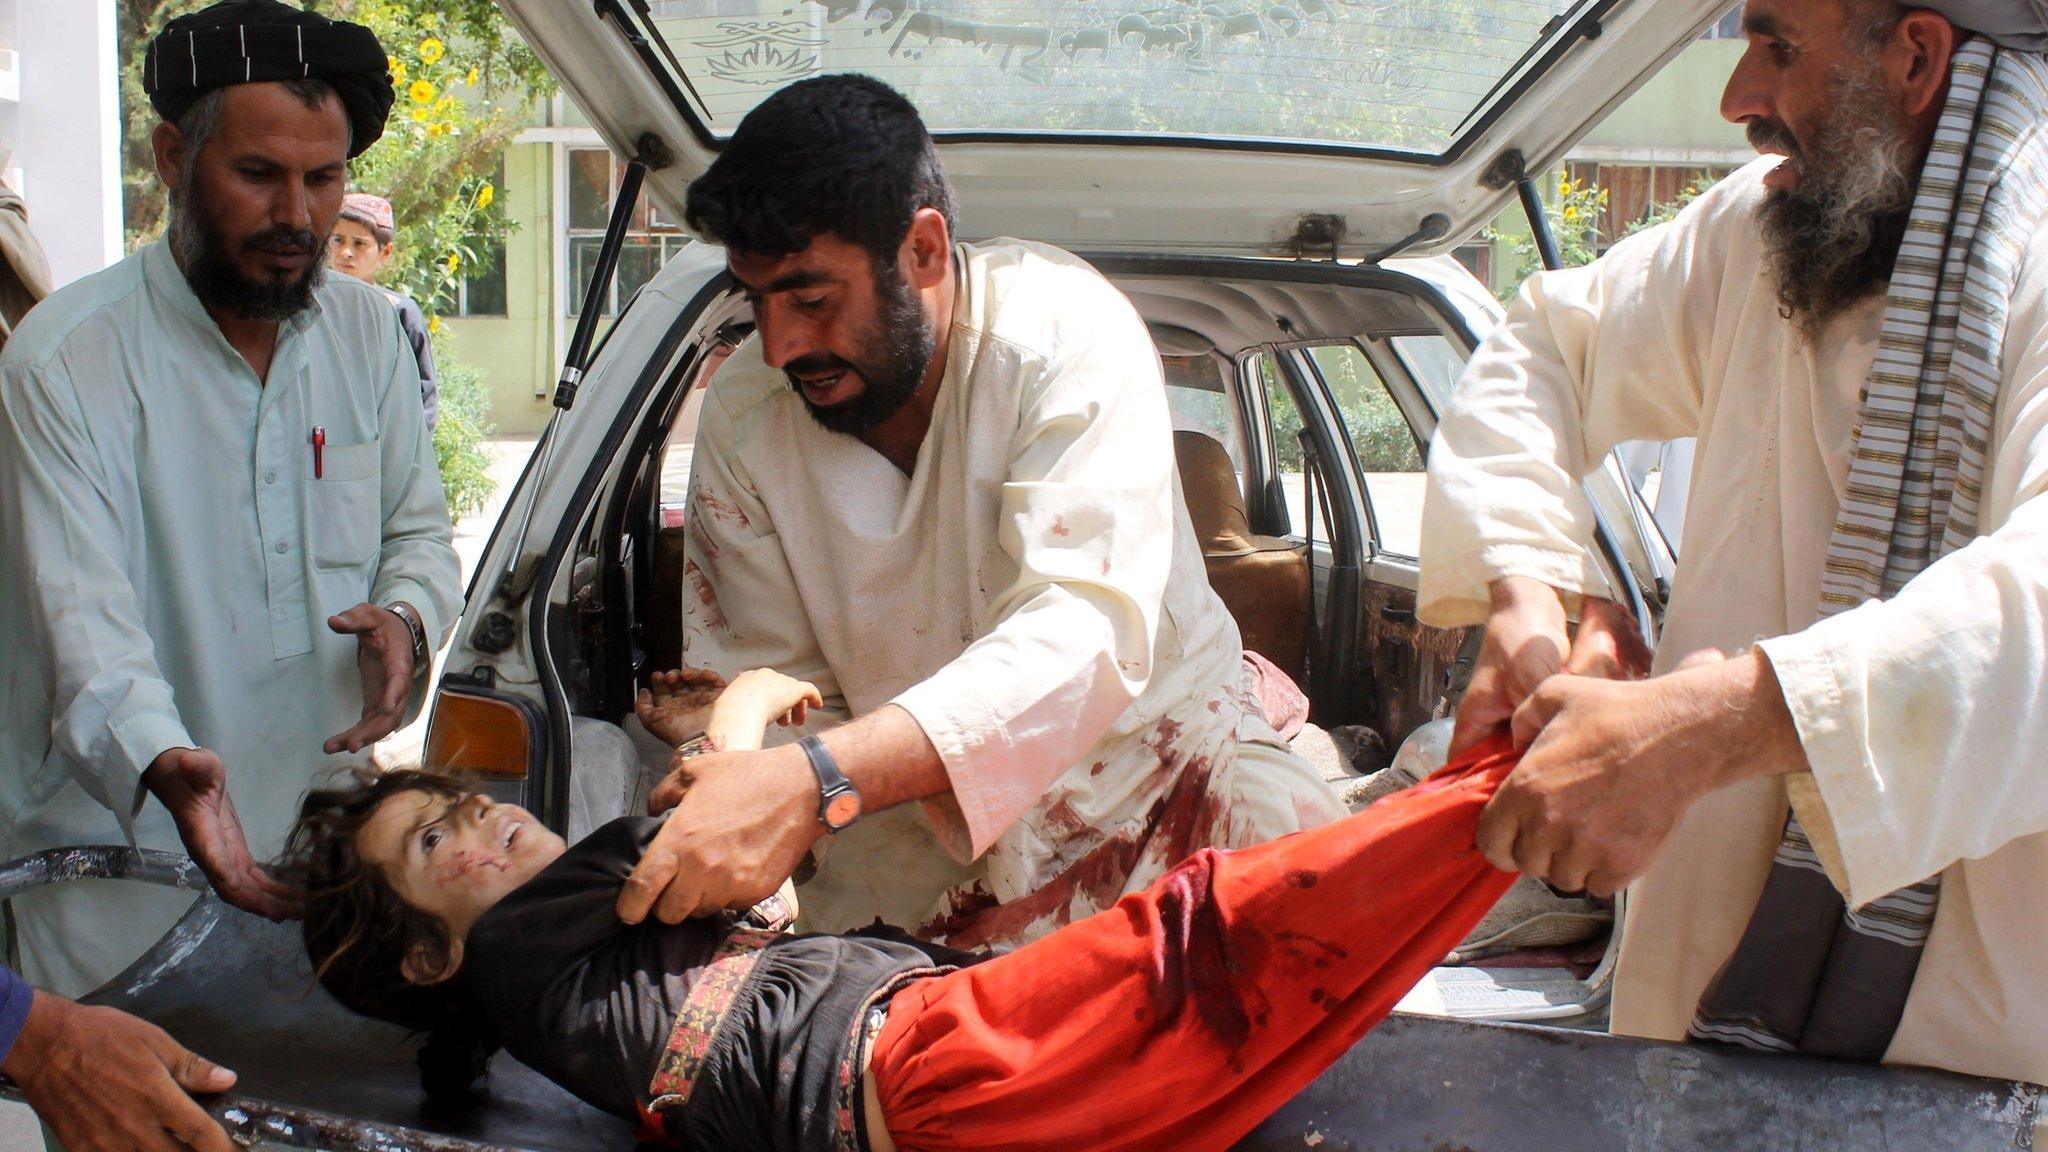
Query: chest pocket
309 439 382 571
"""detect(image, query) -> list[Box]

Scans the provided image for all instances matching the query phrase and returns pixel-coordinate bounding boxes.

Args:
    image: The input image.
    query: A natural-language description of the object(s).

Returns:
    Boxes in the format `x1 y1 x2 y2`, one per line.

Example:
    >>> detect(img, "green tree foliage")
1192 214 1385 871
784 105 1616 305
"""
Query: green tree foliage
1484 171 1723 301
1307 345 1423 473
1483 171 1608 301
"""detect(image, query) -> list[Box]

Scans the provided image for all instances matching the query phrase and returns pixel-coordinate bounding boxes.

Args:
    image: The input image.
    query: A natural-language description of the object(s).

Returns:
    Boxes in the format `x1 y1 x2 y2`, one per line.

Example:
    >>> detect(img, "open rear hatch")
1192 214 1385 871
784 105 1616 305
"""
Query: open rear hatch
499 0 1734 258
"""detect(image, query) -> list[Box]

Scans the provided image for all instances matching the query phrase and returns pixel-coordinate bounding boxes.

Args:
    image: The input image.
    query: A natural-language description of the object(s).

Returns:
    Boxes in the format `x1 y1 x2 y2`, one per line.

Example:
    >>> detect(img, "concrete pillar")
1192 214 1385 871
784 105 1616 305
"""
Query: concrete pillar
0 0 123 289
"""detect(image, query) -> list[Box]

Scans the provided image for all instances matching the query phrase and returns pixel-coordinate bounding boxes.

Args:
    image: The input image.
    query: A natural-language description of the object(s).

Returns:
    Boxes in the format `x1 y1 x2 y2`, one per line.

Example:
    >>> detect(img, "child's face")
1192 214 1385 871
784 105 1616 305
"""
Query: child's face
357 789 566 942
327 217 392 282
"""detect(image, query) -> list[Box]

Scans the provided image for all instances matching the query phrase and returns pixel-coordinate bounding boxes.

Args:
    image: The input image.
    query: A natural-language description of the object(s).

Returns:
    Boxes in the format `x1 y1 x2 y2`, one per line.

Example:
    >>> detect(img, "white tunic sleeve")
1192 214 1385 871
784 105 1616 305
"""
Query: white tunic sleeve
0 360 190 838
1760 252 2048 907
1416 166 1764 628
892 317 1175 859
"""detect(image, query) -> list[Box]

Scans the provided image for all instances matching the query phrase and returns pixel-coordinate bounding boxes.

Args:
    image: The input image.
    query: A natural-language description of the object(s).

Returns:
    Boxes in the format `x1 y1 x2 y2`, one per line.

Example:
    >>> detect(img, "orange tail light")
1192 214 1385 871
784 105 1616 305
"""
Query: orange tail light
423 685 544 780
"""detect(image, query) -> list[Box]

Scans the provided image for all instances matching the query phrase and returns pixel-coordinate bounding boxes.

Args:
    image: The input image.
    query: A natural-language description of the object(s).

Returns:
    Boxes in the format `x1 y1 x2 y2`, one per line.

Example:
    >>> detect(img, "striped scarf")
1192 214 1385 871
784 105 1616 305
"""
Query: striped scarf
1689 38 2048 1059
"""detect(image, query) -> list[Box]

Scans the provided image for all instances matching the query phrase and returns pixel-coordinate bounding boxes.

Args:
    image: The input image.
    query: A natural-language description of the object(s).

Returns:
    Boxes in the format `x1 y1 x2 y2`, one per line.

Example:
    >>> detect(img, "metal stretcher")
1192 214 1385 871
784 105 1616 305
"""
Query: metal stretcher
1 848 2037 1151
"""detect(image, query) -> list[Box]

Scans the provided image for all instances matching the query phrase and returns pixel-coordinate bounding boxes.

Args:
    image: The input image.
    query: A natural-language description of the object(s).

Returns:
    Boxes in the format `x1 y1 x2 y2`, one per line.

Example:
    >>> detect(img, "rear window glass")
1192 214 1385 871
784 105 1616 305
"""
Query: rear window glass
639 0 1582 155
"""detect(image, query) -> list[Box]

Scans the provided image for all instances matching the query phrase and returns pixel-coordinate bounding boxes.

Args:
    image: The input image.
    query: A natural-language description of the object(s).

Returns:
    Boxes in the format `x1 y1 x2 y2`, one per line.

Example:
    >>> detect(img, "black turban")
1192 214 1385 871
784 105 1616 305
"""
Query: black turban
145 0 394 158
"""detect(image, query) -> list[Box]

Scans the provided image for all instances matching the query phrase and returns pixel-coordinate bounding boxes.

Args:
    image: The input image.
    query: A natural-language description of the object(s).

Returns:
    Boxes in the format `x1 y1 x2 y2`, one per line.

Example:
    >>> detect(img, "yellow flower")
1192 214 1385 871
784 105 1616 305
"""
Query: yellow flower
427 122 446 137
466 67 480 87
1558 176 1573 195
445 253 462 274
391 59 408 83
1562 205 1578 221
409 78 436 105
386 54 399 73
419 37 446 64
475 183 495 210
410 107 429 123
428 314 442 334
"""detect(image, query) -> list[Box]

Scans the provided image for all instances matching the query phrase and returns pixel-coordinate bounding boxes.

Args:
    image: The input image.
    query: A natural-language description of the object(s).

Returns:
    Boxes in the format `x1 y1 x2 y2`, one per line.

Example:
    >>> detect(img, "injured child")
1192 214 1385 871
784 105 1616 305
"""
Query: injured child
288 667 1521 1152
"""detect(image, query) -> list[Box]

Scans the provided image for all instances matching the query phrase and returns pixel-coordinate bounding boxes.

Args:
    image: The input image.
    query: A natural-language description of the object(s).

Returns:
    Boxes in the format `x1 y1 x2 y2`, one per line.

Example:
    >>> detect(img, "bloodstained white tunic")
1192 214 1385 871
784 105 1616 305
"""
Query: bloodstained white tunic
683 239 1343 951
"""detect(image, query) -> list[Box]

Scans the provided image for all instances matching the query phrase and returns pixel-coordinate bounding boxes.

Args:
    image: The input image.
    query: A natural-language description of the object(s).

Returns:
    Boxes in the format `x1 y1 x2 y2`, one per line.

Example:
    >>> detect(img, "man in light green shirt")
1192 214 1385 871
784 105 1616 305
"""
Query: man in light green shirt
0 0 459 997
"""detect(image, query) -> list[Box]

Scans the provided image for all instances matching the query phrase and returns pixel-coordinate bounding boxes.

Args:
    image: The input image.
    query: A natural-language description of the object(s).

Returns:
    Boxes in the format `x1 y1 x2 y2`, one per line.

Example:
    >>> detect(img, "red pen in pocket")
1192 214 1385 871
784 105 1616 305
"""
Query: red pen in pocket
311 426 326 479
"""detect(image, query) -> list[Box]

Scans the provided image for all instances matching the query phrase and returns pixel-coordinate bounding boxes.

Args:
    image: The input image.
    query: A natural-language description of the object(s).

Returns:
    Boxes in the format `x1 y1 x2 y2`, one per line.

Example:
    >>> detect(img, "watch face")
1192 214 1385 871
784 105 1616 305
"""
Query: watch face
823 789 863 830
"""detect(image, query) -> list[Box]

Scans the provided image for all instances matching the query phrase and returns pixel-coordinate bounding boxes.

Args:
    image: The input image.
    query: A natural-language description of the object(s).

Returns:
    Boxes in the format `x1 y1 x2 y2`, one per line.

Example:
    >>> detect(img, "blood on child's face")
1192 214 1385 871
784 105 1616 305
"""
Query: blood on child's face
356 789 566 937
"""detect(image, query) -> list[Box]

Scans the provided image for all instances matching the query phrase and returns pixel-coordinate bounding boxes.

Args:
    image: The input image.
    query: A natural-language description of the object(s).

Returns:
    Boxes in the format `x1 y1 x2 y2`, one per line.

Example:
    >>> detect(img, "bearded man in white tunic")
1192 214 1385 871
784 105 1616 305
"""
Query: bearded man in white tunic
0 1 459 996
1421 0 2048 1099
616 75 1344 949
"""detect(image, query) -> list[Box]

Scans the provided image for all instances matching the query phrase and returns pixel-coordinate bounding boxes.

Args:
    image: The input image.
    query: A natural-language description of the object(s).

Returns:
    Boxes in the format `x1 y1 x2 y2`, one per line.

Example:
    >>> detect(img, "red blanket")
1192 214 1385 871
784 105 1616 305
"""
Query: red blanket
871 736 1522 1152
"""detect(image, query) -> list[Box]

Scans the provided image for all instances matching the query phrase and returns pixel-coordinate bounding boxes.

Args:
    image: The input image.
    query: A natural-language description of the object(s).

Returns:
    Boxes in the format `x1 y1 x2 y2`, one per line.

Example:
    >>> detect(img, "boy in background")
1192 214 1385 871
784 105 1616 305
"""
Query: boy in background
328 191 437 428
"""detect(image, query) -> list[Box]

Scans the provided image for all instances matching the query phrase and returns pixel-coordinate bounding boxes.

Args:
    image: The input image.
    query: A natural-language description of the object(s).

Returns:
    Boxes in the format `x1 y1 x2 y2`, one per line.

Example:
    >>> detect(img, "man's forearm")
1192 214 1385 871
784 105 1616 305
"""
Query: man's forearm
1674 649 1811 792
814 703 951 812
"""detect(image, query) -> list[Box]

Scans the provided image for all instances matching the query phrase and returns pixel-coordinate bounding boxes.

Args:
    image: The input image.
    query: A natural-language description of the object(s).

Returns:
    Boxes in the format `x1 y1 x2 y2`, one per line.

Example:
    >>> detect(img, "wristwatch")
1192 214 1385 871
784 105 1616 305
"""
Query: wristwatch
385 601 429 671
675 733 719 760
797 735 863 833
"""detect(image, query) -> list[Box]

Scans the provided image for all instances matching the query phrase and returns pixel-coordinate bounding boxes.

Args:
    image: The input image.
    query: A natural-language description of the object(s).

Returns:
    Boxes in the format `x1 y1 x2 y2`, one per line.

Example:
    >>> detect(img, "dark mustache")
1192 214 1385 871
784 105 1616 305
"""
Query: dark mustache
1747 118 1801 159
243 226 320 255
784 354 853 378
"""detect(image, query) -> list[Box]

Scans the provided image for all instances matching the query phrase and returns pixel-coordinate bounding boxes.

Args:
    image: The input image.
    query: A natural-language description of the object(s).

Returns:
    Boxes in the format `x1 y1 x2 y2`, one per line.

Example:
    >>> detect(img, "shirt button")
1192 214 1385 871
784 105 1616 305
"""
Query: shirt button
264 470 276 484
274 541 289 554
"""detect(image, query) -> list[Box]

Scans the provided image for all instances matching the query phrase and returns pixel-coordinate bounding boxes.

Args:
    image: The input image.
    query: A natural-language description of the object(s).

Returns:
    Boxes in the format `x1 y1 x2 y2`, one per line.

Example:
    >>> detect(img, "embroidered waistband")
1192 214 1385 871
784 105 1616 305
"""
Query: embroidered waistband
646 926 783 1112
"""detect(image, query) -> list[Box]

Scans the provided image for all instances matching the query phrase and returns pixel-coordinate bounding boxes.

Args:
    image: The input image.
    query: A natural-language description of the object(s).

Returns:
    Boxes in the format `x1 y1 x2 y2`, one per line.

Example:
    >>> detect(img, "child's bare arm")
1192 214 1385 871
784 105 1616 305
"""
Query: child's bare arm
703 670 825 752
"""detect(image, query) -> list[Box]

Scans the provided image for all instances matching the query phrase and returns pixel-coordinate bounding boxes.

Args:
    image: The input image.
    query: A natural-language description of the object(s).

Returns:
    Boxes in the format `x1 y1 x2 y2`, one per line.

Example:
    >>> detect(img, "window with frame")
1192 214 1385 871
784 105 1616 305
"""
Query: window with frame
1303 343 1426 559
566 147 693 317
455 234 507 317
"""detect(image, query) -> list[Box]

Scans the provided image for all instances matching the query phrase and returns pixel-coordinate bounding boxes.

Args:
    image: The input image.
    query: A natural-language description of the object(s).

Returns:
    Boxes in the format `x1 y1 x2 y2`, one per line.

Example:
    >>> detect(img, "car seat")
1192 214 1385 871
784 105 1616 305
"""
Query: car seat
1174 430 1311 681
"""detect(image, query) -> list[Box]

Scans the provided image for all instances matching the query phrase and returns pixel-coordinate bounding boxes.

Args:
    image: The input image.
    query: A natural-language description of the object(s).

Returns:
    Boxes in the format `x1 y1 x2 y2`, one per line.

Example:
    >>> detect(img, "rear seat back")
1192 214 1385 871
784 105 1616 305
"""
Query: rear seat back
1174 430 1311 681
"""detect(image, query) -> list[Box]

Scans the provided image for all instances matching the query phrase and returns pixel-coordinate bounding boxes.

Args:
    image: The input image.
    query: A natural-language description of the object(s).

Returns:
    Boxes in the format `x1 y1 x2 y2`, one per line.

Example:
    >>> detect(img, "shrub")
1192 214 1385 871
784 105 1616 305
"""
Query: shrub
431 337 496 525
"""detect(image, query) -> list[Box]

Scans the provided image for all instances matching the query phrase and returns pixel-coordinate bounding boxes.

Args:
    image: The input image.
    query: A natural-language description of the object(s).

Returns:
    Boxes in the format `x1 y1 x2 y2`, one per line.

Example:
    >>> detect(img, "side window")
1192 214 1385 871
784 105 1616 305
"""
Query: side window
1305 344 1427 558
1250 352 1311 539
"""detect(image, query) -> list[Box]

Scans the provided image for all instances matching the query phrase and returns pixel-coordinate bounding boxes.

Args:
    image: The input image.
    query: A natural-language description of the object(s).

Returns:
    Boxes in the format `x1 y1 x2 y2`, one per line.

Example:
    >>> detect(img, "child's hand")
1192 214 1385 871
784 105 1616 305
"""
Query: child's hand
705 669 826 752
636 667 727 746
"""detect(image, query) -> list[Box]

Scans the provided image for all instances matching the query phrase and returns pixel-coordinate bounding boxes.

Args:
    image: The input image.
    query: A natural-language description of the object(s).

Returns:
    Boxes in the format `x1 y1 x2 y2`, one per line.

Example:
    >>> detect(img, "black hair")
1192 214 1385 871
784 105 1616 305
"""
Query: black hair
684 73 958 265
285 769 500 1101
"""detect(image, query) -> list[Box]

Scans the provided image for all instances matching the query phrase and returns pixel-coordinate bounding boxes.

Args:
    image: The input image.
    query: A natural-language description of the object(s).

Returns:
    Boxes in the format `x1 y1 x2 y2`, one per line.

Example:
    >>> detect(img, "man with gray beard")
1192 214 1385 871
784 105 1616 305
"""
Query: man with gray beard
0 0 458 1000
1419 0 2048 1101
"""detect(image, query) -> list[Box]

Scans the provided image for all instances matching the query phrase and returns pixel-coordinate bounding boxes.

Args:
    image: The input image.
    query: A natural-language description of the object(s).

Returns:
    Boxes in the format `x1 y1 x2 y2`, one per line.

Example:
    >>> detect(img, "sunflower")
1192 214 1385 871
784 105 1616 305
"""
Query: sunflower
409 78 436 105
475 183 495 210
419 38 446 64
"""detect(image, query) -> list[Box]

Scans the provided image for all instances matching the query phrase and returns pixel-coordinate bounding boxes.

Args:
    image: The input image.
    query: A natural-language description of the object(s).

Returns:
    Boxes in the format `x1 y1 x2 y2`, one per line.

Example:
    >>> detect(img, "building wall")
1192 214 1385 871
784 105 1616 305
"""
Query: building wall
1575 40 1751 165
441 139 562 435
0 0 122 289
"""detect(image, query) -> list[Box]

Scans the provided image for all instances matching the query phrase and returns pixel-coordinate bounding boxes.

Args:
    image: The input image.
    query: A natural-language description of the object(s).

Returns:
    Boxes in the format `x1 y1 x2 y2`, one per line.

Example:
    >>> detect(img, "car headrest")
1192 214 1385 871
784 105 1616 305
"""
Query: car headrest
1174 430 1299 558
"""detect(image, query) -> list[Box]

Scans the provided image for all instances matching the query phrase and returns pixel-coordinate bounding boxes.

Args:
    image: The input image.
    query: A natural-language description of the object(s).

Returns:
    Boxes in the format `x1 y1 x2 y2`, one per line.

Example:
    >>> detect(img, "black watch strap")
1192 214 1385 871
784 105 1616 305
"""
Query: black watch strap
797 735 862 832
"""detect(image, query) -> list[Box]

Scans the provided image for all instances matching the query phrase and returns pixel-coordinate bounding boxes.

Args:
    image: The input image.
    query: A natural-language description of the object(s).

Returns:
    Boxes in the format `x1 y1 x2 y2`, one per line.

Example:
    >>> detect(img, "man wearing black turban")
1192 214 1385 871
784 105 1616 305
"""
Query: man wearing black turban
0 0 459 1101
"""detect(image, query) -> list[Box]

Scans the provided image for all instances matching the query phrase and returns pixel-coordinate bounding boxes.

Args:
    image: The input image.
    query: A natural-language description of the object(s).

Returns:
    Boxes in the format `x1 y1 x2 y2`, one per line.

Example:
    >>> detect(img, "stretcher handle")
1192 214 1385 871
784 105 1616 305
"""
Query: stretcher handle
0 846 204 903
